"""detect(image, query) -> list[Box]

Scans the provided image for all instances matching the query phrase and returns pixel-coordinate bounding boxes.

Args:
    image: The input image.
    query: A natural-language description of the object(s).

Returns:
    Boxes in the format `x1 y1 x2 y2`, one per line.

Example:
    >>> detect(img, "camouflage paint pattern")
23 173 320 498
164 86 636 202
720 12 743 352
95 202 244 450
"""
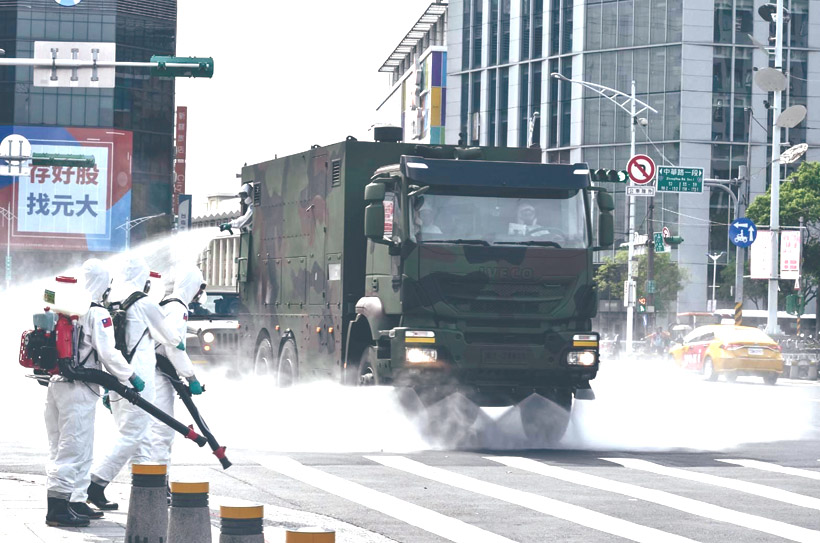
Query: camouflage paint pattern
237 140 601 404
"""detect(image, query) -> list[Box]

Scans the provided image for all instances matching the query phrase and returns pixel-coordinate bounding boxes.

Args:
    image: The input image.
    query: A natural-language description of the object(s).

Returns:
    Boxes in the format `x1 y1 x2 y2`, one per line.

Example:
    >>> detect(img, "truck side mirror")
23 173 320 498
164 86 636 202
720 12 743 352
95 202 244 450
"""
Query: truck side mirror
596 191 615 212
598 212 614 248
364 182 388 243
593 189 614 249
364 202 386 242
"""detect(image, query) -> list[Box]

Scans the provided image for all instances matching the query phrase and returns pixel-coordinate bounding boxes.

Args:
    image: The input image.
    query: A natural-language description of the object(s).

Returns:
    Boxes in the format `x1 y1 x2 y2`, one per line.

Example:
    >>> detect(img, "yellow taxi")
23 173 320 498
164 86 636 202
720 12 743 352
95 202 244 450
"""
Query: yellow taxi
668 325 783 384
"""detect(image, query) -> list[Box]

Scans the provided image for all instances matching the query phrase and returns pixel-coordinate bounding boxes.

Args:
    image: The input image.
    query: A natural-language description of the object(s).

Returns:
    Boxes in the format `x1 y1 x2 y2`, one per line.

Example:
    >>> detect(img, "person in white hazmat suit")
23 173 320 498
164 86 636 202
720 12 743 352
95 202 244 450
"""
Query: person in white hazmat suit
219 183 253 233
44 259 144 527
148 266 205 468
87 256 185 511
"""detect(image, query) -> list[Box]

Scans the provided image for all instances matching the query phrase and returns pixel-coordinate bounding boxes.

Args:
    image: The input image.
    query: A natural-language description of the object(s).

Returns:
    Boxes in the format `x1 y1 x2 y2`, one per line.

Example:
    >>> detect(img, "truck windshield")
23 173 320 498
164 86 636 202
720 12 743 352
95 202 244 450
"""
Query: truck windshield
412 191 588 248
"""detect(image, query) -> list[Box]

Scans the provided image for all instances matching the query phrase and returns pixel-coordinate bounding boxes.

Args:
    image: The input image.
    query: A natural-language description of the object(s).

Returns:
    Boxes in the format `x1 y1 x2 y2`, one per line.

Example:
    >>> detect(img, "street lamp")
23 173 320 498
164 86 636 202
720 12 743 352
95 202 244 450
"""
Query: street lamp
551 72 657 353
0 204 16 290
707 251 725 313
116 213 166 251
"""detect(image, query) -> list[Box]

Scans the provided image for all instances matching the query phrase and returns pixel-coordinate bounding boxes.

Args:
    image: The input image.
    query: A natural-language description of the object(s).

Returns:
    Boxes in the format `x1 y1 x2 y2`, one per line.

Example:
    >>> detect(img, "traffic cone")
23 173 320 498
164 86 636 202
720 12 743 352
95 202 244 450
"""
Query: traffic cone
124 463 168 543
167 482 211 543
219 505 263 543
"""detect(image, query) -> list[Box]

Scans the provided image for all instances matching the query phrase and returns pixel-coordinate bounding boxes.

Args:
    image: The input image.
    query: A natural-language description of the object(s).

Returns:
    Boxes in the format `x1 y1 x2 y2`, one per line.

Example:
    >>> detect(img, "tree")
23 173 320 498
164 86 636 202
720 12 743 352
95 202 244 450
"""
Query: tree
595 250 688 312
746 161 820 315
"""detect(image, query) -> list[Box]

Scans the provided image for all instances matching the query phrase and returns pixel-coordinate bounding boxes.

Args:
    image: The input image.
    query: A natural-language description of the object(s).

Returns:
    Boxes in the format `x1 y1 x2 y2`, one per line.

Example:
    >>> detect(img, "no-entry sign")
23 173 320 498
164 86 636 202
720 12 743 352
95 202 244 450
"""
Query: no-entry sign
627 154 656 185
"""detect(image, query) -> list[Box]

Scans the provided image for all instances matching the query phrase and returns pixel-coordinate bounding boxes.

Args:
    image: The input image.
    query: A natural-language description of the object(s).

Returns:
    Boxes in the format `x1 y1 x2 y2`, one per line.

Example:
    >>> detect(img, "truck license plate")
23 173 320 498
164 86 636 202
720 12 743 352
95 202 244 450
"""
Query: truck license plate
748 347 763 356
482 348 529 365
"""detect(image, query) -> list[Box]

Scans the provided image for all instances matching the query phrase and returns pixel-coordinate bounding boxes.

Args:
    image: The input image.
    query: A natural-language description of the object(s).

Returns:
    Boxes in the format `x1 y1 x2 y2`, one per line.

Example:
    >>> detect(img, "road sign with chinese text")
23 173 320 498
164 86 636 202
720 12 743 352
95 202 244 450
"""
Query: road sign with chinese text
653 232 668 253
780 230 801 280
657 166 704 193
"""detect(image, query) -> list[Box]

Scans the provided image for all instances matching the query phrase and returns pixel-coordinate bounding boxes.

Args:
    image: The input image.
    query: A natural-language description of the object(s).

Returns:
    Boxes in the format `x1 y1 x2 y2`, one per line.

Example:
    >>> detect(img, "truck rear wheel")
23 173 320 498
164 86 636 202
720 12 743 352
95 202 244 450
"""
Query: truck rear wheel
278 339 298 387
253 337 275 377
518 391 572 444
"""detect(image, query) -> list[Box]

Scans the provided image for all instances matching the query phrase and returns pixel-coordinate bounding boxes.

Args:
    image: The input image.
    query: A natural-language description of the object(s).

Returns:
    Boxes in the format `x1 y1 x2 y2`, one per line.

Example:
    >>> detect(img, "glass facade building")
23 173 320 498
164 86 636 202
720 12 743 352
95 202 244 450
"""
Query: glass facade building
0 0 177 250
446 0 820 317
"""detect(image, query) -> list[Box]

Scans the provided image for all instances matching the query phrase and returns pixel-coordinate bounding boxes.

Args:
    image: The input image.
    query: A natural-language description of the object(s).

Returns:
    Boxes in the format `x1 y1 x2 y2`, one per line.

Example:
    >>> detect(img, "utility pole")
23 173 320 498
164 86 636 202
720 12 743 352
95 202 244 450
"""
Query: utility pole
766 0 785 335
551 73 656 353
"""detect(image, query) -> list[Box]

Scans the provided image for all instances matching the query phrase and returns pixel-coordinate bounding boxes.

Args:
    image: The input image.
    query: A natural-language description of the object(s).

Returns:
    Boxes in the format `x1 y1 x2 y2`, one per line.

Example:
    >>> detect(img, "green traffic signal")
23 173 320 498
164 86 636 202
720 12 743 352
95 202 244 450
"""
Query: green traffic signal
786 294 797 315
665 236 684 246
590 169 629 183
150 56 214 78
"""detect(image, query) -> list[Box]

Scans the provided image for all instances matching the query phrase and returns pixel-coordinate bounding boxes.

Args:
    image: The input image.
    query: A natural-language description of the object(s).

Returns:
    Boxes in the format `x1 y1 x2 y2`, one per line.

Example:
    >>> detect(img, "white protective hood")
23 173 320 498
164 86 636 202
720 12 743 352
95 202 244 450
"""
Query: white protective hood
172 266 205 306
82 258 111 303
122 256 150 297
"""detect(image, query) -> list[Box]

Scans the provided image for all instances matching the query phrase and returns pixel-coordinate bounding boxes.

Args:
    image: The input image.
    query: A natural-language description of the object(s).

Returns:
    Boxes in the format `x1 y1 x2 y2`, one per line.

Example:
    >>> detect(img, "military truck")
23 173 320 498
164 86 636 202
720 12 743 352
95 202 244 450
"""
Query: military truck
236 134 614 440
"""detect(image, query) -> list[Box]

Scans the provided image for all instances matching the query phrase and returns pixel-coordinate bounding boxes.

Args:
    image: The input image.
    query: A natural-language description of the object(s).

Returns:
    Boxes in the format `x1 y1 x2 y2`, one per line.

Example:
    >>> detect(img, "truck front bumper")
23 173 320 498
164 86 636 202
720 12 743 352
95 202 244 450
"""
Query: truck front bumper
382 328 598 403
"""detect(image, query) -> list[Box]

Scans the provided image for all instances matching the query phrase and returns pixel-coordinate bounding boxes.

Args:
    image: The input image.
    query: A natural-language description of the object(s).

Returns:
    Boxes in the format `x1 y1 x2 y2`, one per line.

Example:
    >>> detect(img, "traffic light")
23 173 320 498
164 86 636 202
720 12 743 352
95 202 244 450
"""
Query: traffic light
637 297 647 313
150 56 214 78
665 236 684 246
786 294 805 315
590 169 629 183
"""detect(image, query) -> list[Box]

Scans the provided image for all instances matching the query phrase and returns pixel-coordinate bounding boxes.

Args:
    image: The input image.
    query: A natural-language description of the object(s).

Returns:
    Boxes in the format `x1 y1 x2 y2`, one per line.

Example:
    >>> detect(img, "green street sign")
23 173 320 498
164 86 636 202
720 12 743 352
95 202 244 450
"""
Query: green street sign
646 279 656 294
653 232 667 253
657 166 704 193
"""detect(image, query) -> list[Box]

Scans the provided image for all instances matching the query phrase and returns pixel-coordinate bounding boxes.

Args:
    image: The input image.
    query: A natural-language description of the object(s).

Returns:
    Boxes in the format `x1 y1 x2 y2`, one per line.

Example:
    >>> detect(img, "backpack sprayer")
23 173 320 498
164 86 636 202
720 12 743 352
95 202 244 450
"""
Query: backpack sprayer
19 276 208 448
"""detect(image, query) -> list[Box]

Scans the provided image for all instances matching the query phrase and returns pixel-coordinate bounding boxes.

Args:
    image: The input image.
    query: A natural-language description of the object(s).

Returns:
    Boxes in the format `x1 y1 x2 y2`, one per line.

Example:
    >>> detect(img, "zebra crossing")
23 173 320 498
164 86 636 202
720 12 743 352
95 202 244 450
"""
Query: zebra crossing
255 453 820 543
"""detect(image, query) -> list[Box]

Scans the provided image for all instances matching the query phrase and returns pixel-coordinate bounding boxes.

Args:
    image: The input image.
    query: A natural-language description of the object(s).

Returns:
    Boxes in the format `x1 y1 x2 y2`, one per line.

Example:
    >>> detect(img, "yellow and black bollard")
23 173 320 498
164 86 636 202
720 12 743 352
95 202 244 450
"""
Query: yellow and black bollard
124 463 168 543
285 527 335 542
167 482 212 543
219 505 264 543
734 301 743 326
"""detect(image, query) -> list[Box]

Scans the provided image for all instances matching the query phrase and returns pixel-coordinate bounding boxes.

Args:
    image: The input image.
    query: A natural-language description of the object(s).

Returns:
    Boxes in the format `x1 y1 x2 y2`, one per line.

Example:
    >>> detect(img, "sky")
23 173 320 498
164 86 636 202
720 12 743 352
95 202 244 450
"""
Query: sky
175 1 434 215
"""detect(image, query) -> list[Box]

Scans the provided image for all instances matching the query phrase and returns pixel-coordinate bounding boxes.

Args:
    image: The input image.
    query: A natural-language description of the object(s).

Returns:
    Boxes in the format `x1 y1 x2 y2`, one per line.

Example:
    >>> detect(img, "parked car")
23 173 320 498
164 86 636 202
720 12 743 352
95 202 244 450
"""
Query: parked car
668 325 783 384
186 289 240 366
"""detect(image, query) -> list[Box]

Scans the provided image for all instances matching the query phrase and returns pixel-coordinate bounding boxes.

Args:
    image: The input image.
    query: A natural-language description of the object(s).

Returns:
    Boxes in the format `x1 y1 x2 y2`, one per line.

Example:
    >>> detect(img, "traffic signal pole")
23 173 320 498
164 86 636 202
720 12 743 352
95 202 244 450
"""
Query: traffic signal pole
626 81 637 352
766 0 784 336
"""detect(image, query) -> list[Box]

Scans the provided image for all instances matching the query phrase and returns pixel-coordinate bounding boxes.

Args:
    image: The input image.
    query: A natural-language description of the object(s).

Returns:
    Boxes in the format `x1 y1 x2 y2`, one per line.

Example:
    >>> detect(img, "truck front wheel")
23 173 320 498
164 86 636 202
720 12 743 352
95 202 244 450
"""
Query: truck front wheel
358 346 379 386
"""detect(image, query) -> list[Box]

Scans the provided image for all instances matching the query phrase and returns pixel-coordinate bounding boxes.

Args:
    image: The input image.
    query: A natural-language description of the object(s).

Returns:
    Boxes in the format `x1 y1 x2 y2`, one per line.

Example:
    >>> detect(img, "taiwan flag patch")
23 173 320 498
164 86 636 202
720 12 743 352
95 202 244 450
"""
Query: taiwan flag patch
102 317 112 328
183 313 188 321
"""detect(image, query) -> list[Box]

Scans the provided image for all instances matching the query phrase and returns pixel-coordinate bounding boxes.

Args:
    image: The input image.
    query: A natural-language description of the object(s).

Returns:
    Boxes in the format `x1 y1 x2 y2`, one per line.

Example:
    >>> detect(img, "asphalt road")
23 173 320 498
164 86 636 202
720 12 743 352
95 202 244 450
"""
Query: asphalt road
4 358 820 542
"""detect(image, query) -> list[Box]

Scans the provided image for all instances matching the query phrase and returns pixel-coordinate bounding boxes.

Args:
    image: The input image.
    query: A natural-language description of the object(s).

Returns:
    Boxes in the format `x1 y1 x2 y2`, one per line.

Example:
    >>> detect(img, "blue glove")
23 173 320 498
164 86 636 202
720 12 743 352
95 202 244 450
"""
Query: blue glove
176 341 186 352
129 373 145 392
219 223 233 234
102 389 111 412
188 378 203 395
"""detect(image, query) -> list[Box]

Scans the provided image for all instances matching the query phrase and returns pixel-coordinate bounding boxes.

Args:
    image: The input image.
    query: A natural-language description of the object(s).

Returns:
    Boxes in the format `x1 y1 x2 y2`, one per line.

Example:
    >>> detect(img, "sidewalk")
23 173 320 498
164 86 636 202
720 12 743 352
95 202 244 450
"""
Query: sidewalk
0 472 392 543
0 474 129 542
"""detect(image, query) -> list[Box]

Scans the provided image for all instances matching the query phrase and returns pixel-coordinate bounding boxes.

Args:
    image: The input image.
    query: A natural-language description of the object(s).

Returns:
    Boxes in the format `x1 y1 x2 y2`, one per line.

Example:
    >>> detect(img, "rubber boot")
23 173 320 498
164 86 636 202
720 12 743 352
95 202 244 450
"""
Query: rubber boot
70 501 104 519
87 481 119 511
46 497 90 527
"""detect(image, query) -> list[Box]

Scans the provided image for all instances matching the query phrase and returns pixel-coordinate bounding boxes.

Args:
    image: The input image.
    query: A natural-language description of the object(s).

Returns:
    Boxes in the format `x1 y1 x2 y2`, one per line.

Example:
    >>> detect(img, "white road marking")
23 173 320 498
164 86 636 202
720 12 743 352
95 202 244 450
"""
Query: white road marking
495 456 820 543
255 455 514 543
603 457 820 511
367 455 696 543
718 459 820 480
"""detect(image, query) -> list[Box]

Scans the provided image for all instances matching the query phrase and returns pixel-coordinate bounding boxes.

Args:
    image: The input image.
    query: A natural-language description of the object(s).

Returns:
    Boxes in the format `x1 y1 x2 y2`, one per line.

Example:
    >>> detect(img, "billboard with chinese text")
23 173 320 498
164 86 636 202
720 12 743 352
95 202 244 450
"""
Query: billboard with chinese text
0 126 132 252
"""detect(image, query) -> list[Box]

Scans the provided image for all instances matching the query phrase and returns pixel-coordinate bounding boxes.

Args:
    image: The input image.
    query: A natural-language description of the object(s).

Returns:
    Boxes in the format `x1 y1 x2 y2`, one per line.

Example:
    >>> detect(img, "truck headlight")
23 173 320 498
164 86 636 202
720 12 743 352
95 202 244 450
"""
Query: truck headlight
406 347 437 364
567 351 596 366
202 331 215 344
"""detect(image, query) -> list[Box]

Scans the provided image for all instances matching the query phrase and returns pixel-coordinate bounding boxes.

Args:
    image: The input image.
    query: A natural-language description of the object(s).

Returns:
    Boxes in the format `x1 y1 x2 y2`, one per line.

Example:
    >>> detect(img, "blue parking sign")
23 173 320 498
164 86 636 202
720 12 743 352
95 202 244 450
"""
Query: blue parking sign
729 218 757 248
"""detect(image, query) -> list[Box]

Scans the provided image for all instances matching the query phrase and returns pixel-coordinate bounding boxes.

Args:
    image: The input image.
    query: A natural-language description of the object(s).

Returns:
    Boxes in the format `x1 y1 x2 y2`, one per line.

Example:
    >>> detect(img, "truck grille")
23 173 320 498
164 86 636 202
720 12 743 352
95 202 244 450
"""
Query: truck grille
439 279 569 315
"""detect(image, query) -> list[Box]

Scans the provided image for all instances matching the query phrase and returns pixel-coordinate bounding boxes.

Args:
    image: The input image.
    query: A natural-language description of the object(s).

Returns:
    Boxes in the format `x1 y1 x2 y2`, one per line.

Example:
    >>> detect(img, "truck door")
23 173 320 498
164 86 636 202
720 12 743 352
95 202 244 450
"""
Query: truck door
308 153 328 306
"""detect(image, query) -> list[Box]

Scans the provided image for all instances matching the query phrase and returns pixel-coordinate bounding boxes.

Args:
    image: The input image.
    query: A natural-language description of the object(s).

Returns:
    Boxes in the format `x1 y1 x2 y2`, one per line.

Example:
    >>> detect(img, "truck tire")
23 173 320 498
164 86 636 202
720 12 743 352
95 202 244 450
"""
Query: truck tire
519 391 572 444
358 346 379 386
254 337 275 377
278 339 298 387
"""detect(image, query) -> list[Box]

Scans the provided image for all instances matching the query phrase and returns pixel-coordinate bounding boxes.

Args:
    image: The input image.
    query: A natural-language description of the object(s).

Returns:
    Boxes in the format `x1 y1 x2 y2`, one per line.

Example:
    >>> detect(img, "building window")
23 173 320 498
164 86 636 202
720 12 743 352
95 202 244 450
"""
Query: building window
519 66 529 147
490 0 499 66
521 0 531 61
500 0 511 64
499 67 509 146
473 0 483 69
489 69 497 147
